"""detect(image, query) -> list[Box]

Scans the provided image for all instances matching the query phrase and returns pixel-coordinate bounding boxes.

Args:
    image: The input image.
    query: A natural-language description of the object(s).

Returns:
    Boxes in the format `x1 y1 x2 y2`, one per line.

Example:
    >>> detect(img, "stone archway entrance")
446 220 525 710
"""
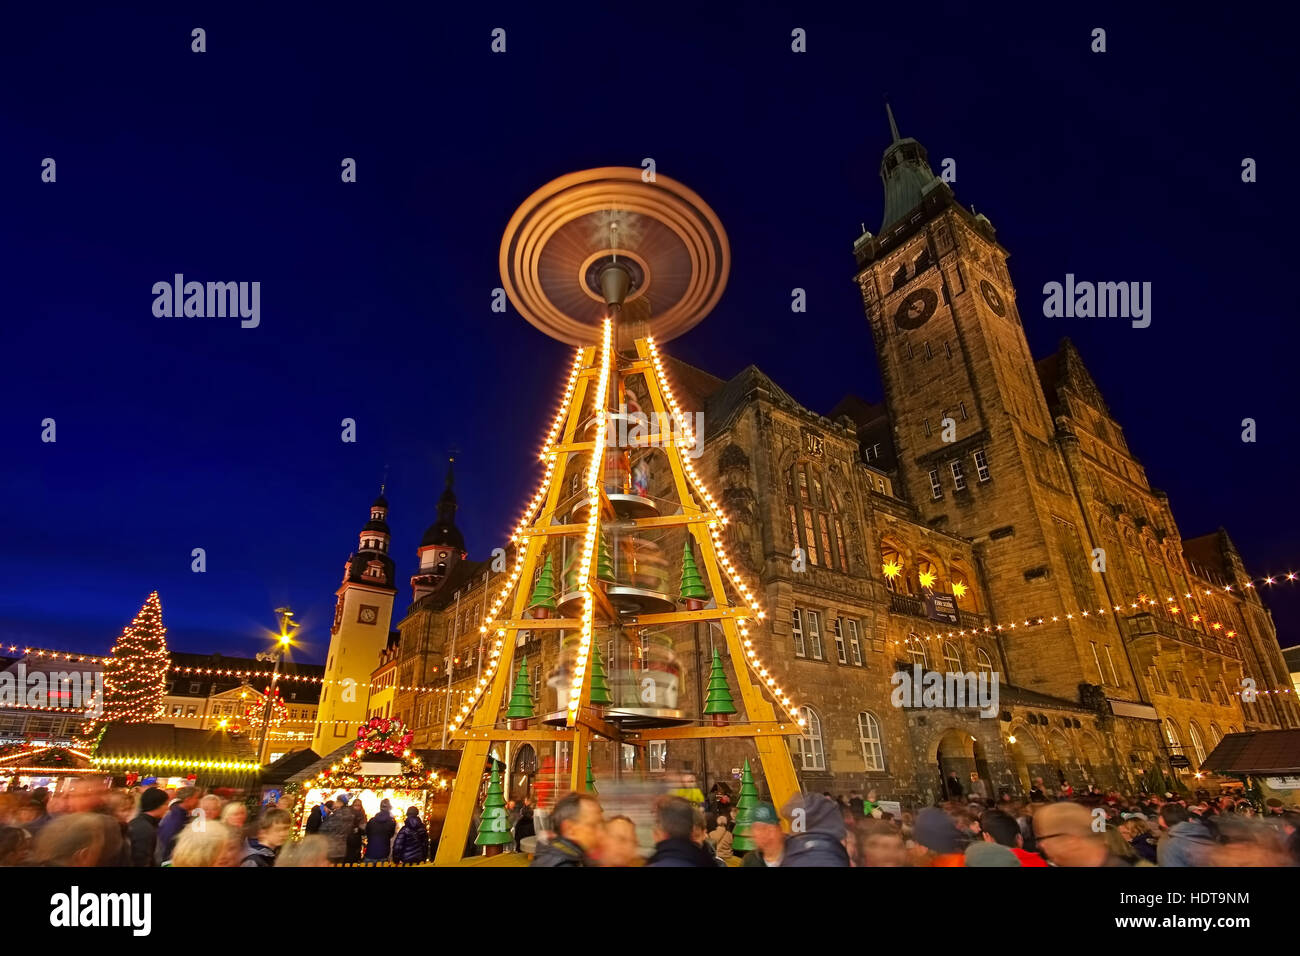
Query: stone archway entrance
936 729 975 799
1007 728 1046 793
510 744 537 803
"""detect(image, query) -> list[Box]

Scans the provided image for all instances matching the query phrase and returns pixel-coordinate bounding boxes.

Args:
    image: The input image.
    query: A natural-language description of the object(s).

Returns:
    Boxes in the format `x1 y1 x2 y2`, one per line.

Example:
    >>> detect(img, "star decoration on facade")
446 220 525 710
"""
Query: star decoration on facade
918 570 937 590
882 561 902 580
951 581 968 600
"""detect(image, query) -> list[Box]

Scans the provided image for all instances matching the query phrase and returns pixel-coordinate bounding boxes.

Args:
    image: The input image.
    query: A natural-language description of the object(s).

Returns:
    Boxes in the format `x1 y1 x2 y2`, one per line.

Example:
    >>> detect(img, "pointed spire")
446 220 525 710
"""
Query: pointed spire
885 99 901 143
437 456 457 520
876 100 942 233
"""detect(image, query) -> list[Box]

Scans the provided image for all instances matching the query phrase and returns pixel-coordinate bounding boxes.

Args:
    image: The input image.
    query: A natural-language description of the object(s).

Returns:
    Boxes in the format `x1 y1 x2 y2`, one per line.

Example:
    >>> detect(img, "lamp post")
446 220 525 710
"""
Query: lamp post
255 607 296 765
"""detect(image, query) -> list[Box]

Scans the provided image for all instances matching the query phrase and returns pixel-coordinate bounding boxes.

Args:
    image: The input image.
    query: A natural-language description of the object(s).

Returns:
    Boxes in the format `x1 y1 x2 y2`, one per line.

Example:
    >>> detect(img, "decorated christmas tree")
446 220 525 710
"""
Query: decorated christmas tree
702 647 737 725
101 592 169 724
506 656 535 728
585 752 597 794
526 555 558 618
588 642 612 705
679 538 709 608
730 759 760 852
475 767 512 851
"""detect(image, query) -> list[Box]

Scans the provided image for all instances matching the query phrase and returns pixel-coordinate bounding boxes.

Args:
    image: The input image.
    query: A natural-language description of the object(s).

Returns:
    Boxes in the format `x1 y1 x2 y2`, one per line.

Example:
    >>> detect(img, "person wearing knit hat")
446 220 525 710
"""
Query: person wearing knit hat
912 807 967 866
965 842 1021 867
128 788 169 867
778 793 850 867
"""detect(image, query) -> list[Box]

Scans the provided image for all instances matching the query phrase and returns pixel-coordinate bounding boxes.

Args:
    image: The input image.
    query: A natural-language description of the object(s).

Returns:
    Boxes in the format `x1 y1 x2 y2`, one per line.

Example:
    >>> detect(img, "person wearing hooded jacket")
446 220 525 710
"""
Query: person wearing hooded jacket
392 806 429 864
1157 804 1217 866
778 793 851 867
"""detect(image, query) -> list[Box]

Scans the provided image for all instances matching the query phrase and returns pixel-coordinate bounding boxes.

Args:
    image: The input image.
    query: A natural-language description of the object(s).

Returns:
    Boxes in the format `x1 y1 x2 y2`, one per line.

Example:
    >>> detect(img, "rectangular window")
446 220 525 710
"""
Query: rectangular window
185 706 197 717
865 443 881 463
906 341 914 359
832 618 848 664
923 419 932 437
171 705 182 717
950 460 966 490
959 401 968 420
788 504 800 551
846 619 863 666
973 448 991 482
1090 642 1105 684
1105 646 1120 686
924 342 933 359
806 611 824 660
834 518 849 570
944 341 952 359
621 743 637 771
647 741 667 772
928 469 943 500
188 682 201 695
791 608 806 658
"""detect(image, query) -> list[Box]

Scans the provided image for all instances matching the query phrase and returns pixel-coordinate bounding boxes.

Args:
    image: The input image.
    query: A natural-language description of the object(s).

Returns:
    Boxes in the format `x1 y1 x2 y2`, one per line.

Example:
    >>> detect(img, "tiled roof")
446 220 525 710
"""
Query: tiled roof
96 722 257 761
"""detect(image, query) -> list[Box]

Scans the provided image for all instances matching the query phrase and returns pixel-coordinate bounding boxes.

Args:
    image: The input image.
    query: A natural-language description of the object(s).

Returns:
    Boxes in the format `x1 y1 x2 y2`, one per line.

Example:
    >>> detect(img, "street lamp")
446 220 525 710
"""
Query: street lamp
255 607 297 765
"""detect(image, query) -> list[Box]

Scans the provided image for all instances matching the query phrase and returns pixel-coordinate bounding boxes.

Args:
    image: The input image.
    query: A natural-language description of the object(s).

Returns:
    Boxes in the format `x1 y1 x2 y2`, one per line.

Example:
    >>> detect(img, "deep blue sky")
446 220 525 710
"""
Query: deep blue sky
2 4 1296 663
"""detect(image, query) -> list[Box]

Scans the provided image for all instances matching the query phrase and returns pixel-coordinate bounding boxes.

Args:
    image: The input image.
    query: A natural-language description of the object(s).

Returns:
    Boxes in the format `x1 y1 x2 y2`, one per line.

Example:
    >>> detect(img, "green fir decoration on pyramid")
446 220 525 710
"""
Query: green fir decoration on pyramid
585 752 597 794
702 648 737 716
505 656 534 720
679 539 708 603
475 767 512 846
526 555 558 613
597 532 615 583
588 642 612 705
730 759 761 852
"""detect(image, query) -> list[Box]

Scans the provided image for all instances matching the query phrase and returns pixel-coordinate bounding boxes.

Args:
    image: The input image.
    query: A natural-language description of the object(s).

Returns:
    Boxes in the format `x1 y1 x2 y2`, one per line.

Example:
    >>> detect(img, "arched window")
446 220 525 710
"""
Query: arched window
916 555 942 592
906 634 927 668
787 463 849 571
858 712 884 771
942 641 962 673
1208 723 1223 748
799 706 825 771
881 543 905 593
1187 721 1207 768
976 648 994 676
1164 719 1183 755
950 566 974 607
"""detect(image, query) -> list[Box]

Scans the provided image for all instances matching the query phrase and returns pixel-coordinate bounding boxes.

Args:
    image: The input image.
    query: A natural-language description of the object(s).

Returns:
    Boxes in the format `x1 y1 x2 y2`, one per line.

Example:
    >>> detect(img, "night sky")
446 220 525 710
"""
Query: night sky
3 5 1295 663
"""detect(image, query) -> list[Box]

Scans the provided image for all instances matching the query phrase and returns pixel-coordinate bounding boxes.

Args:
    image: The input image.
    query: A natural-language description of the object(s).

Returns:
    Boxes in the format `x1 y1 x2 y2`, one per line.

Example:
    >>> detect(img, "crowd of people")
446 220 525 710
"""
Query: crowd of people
2 773 1296 867
0 779 434 867
526 776 1300 867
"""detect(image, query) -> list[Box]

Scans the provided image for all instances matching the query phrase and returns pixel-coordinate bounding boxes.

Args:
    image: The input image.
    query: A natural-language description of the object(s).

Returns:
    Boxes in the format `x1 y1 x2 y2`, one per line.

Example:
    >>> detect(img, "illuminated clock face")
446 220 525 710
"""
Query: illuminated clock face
358 605 378 624
979 279 1007 317
893 287 938 330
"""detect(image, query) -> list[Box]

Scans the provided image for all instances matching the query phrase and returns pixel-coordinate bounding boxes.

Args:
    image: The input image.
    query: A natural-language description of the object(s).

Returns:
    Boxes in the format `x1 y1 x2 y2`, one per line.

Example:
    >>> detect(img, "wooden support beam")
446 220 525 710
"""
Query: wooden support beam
627 722 799 741
632 606 756 626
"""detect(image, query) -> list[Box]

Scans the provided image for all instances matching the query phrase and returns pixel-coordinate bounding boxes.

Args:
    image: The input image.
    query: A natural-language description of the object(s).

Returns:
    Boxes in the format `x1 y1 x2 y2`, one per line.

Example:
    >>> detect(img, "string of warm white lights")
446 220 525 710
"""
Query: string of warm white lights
644 336 803 728
568 319 614 721
446 342 606 736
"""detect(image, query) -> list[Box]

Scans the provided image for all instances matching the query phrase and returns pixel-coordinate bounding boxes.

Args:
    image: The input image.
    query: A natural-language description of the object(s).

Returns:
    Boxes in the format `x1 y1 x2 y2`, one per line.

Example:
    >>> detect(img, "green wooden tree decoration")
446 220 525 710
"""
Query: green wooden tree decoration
702 647 737 723
585 752 597 794
597 532 616 583
475 767 512 849
588 642 612 705
526 555 557 616
731 759 760 852
505 656 534 725
679 539 708 607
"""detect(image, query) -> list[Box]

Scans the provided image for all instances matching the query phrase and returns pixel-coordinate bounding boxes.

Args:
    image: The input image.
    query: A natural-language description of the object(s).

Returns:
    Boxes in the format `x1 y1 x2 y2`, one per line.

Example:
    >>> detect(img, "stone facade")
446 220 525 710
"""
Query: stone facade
364 122 1298 808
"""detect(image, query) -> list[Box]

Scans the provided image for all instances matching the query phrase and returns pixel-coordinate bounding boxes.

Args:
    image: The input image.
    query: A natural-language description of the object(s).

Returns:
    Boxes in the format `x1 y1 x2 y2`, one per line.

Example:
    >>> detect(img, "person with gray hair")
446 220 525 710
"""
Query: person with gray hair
646 796 715 867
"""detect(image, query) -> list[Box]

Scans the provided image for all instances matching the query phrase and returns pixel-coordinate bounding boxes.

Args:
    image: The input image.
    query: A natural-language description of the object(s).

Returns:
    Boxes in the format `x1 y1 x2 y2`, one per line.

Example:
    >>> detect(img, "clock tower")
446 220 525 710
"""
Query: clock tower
311 491 398 756
852 106 1140 701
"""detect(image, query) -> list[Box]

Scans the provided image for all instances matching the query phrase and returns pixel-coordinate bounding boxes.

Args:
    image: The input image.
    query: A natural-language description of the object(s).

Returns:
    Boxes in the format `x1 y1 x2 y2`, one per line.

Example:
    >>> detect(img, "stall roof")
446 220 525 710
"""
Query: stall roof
1201 730 1300 775
262 747 322 784
96 723 257 761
